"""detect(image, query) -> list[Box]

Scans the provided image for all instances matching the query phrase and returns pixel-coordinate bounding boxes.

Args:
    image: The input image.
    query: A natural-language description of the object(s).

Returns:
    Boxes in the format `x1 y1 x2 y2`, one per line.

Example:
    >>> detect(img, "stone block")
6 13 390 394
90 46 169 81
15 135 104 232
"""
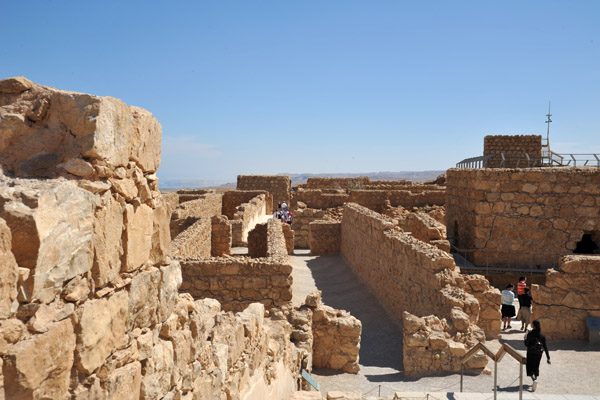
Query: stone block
0 218 18 319
0 180 95 303
92 196 124 288
122 203 153 272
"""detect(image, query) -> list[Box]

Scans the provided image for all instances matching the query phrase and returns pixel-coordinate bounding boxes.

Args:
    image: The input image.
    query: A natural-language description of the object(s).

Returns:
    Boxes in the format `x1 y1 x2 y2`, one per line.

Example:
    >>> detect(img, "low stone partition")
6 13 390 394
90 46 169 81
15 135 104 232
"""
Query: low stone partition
532 255 600 340
170 217 211 259
211 215 232 256
292 208 326 248
170 192 223 238
294 188 446 212
398 212 449 251
248 219 289 258
179 257 293 312
231 194 268 246
282 224 294 255
340 203 500 375
222 189 273 218
176 189 214 203
309 294 361 373
303 177 370 190
237 175 291 208
309 221 341 254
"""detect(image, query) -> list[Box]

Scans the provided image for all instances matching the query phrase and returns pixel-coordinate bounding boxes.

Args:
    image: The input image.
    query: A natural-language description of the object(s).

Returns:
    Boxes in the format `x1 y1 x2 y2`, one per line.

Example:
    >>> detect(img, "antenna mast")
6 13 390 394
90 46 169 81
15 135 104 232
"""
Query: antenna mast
545 101 552 150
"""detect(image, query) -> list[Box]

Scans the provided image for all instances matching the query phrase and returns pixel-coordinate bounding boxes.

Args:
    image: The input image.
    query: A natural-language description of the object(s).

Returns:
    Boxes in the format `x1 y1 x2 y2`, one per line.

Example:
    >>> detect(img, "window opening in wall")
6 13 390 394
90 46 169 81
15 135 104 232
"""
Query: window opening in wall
573 233 599 254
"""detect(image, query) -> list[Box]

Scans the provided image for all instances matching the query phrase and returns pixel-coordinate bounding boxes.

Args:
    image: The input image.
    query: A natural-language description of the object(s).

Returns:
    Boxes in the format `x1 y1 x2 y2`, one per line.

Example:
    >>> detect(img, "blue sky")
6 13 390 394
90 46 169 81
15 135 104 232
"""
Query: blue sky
2 1 599 184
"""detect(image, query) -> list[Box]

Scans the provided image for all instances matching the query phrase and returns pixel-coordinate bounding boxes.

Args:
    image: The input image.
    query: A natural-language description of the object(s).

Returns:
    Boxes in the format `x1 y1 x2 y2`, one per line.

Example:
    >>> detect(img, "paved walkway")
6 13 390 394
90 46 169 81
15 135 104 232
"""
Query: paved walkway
290 250 600 398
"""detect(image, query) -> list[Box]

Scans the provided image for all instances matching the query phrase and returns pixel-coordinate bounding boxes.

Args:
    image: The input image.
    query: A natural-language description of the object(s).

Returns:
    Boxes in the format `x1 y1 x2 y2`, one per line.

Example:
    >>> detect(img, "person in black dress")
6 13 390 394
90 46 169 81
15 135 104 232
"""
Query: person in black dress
524 319 551 391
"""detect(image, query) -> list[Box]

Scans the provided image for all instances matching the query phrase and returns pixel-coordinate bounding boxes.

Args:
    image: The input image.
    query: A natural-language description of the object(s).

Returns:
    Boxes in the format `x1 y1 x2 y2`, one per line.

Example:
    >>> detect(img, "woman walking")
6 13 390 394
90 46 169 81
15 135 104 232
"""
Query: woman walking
501 283 516 330
524 320 551 391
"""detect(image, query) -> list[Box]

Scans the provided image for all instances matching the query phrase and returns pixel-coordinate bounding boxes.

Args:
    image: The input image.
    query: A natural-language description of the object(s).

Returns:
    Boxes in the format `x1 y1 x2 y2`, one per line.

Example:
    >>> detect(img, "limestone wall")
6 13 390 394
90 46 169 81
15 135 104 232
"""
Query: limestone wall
309 221 341 255
532 255 600 340
179 258 293 312
483 135 542 168
293 188 445 212
170 192 223 238
446 167 600 269
176 189 214 203
211 215 232 257
231 194 268 246
303 177 370 189
222 189 273 218
282 223 294 255
248 219 289 258
0 78 303 399
237 175 291 208
170 217 212 259
293 208 326 248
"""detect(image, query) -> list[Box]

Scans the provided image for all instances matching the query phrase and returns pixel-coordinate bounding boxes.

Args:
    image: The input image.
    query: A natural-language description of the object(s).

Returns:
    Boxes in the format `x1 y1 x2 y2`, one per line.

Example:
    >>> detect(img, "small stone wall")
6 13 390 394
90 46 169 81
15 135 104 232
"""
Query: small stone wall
282 224 294 255
211 215 231 256
232 194 267 246
293 208 326 248
248 219 288 258
170 192 223 238
303 177 370 190
237 175 291 208
532 255 600 340
170 217 212 259
176 189 213 203
222 189 273 218
308 294 361 374
483 135 542 168
179 258 293 312
293 189 445 212
446 167 600 269
398 212 449 251
309 221 341 255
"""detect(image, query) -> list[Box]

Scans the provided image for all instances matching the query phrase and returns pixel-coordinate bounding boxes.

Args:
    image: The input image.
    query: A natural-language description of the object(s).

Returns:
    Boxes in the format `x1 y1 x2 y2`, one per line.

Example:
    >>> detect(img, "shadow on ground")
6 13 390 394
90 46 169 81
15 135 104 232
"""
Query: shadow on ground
305 254 404 371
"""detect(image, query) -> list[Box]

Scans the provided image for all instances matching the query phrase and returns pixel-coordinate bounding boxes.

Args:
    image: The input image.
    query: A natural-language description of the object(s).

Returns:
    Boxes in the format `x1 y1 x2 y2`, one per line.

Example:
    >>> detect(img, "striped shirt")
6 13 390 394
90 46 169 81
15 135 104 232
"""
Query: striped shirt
517 280 527 295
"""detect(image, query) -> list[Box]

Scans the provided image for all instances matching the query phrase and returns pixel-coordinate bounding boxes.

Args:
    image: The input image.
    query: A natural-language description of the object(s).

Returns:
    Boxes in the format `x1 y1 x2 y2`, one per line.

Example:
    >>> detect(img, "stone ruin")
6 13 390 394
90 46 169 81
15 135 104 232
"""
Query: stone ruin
2 76 599 398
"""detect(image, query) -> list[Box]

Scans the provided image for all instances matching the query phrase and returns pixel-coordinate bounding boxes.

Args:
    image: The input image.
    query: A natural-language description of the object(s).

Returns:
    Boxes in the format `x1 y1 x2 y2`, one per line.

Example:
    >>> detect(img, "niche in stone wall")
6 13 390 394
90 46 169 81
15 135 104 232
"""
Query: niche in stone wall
573 232 600 254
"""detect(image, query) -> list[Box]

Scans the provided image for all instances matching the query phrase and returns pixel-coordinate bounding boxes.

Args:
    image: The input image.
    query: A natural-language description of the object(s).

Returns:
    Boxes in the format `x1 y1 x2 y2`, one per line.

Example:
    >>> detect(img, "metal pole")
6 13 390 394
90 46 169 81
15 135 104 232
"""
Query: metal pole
460 364 464 392
494 360 498 400
378 385 381 397
519 362 524 400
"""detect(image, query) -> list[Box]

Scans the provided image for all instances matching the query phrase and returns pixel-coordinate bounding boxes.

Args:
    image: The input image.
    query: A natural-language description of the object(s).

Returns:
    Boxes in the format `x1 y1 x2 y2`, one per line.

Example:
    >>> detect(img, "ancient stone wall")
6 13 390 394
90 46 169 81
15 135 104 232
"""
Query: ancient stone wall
293 208 326 248
0 78 303 399
211 215 232 256
282 223 294 255
179 258 293 312
309 221 341 255
293 188 445 212
303 177 370 190
446 167 600 269
237 175 291 208
483 135 542 168
170 192 223 238
398 212 450 252
532 255 600 340
340 203 500 375
176 189 213 203
231 194 268 246
170 217 212 259
248 219 289 258
222 189 273 218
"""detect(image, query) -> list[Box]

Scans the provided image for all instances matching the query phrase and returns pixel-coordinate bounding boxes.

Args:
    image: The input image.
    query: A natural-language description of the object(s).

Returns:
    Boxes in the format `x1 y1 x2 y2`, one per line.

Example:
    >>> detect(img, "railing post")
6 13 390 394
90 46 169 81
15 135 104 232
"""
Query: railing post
460 363 464 392
519 362 523 400
494 360 498 400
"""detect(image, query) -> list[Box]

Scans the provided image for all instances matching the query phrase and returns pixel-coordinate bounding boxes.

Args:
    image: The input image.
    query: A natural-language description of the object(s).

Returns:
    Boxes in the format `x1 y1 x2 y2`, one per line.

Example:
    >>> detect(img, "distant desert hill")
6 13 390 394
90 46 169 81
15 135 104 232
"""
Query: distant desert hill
160 171 445 190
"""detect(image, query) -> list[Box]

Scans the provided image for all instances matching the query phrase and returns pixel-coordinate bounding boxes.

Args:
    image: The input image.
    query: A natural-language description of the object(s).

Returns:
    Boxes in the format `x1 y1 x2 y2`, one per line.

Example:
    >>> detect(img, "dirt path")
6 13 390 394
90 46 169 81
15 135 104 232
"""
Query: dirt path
289 250 600 397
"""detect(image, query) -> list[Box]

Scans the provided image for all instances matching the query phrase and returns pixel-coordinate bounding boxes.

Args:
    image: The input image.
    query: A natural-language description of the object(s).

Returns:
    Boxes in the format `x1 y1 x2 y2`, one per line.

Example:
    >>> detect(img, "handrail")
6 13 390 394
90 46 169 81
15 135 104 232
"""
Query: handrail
460 342 527 400
456 152 600 168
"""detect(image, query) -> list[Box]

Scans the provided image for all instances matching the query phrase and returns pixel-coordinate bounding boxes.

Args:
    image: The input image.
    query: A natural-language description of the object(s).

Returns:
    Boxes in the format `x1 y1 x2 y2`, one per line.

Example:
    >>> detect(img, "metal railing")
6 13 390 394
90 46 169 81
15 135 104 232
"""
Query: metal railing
449 242 551 276
461 342 527 400
456 152 600 168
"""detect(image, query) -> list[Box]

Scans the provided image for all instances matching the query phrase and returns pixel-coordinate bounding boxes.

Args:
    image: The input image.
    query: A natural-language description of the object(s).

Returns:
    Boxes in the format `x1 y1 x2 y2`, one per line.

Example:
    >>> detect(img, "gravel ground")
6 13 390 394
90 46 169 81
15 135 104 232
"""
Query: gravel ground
290 251 600 397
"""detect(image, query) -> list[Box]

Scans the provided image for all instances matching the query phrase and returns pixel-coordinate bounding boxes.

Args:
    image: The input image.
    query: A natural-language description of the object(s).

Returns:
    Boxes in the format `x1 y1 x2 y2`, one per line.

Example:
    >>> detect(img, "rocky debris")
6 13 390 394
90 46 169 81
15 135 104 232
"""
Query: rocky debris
0 76 33 94
403 311 487 376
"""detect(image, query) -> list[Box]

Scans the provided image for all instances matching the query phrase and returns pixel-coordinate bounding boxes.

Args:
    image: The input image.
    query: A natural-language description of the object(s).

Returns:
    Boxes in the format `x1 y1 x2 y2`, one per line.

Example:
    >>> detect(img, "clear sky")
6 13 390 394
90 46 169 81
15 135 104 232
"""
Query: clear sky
2 1 599 184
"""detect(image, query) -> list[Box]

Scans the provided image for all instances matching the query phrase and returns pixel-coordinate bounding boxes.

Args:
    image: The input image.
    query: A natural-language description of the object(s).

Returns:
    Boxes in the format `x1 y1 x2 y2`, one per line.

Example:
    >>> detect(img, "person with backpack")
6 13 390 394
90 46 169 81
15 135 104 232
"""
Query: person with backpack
519 287 533 331
501 283 516 330
524 319 551 391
